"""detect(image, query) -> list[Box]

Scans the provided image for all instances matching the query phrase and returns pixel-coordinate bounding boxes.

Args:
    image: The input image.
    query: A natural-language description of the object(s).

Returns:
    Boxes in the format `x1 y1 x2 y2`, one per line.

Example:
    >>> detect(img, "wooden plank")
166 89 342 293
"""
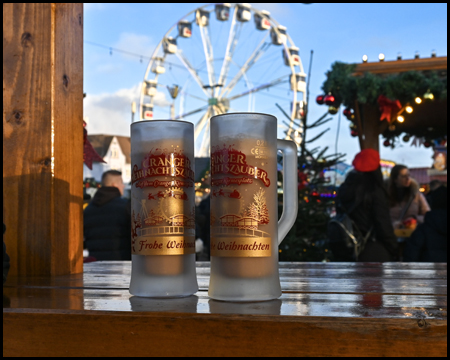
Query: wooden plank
2 3 83 276
3 308 447 357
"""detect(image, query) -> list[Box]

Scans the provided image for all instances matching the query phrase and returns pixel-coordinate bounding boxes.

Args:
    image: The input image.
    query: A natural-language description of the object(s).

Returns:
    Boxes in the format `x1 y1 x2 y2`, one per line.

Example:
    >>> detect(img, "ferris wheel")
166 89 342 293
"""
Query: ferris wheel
138 3 307 156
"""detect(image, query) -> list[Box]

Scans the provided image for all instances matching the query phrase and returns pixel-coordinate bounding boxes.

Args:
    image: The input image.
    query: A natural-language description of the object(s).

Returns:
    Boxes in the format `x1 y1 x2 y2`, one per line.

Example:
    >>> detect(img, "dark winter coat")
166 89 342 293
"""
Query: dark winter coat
84 187 131 260
403 203 447 262
336 170 399 262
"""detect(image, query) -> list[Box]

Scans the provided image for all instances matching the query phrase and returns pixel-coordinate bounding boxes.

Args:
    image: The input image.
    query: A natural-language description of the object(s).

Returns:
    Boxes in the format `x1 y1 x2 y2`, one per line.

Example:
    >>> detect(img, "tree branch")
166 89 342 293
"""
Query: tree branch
305 128 330 143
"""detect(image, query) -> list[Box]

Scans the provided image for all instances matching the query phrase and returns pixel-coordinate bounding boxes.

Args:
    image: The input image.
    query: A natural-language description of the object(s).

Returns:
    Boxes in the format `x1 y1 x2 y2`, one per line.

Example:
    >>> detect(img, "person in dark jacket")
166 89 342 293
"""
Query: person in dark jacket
333 149 399 262
403 185 447 262
196 195 210 261
84 170 131 260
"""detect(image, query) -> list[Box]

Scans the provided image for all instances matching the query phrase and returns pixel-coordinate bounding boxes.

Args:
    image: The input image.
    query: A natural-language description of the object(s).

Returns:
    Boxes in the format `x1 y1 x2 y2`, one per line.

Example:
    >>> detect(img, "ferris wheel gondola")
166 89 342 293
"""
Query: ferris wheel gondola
138 3 307 156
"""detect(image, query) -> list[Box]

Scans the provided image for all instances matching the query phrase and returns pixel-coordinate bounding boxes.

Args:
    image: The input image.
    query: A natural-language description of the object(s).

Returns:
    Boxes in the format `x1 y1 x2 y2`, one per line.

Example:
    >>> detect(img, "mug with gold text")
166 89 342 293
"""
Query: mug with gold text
129 120 198 297
208 113 298 301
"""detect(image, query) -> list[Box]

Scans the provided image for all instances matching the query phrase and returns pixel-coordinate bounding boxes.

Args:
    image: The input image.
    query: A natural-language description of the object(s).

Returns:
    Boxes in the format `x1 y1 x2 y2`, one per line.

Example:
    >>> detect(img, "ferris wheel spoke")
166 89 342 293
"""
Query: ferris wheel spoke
194 107 211 141
216 7 241 97
180 90 208 102
175 104 209 120
198 117 211 157
213 103 227 115
198 24 216 91
220 33 270 99
176 50 210 98
227 75 289 102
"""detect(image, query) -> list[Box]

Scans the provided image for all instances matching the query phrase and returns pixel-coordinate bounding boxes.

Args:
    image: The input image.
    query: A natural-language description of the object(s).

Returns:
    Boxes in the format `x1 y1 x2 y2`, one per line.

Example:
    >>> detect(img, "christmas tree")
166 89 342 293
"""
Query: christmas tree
278 51 345 262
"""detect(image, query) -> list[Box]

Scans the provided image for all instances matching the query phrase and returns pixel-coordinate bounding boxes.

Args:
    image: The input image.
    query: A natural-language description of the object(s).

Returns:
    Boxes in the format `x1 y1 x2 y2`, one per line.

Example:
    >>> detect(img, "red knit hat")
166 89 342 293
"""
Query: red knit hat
352 148 380 172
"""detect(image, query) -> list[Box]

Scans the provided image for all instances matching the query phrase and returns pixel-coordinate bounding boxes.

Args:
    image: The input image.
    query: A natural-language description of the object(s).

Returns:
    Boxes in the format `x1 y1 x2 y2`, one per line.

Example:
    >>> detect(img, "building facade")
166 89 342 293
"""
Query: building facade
83 135 131 197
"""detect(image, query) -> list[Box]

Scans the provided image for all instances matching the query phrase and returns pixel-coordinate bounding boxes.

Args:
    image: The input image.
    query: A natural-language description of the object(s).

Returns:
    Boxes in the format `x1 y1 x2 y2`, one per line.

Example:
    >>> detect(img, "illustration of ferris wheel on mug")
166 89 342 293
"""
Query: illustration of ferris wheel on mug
139 3 307 156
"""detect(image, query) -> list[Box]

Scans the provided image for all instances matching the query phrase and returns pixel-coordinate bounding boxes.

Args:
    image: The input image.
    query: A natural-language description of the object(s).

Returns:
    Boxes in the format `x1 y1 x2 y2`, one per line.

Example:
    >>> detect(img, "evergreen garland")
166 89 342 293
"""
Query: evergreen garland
321 61 447 108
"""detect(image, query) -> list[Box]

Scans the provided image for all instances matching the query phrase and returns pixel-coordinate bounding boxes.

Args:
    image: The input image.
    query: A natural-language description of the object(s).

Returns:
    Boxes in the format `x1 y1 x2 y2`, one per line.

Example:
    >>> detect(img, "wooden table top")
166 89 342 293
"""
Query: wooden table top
3 261 447 357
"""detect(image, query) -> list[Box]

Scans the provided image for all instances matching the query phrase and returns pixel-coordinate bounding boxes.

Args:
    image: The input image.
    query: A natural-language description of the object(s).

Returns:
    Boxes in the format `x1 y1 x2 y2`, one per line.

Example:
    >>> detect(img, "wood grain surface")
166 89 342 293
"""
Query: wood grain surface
3 262 447 356
3 3 83 276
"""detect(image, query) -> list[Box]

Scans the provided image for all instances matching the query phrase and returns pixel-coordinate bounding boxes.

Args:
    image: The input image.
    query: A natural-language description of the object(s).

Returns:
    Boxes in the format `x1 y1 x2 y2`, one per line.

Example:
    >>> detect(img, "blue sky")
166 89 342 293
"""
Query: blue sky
83 3 447 166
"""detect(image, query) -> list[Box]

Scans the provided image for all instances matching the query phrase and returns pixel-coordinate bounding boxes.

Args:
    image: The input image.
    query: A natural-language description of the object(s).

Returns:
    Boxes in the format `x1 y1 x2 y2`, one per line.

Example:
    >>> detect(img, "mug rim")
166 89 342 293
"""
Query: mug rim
131 119 194 127
210 112 277 122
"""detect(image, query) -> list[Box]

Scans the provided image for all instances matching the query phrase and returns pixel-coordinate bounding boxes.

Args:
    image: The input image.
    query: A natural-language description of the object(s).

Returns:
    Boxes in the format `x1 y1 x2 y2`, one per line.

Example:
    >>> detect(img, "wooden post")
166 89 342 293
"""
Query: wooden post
353 100 365 150
3 3 84 276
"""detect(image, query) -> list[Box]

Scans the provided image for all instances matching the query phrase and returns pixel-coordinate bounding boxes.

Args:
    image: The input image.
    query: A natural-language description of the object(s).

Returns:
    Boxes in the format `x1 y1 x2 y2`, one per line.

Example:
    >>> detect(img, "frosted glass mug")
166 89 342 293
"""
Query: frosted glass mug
208 112 298 301
129 120 198 297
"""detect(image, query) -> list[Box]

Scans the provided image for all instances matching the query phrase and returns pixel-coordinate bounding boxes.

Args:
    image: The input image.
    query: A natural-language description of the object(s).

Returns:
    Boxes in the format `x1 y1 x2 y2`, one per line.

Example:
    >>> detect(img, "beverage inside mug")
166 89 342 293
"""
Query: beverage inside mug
208 112 298 301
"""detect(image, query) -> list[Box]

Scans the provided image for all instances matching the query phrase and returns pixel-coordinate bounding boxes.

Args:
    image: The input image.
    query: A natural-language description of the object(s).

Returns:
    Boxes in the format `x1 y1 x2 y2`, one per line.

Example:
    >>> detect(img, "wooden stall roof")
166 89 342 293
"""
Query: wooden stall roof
351 55 447 143
352 56 447 76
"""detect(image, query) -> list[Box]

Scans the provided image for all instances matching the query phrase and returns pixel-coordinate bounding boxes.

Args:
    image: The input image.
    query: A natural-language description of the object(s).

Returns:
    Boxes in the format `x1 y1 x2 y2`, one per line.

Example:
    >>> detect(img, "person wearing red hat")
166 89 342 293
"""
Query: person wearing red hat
331 149 399 262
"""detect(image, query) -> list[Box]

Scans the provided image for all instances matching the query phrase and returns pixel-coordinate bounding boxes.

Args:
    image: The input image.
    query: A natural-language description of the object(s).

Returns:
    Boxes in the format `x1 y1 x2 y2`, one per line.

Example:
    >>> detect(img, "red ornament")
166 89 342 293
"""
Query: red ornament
350 130 358 137
298 171 308 190
324 94 335 106
343 108 352 117
315 95 325 105
383 139 391 147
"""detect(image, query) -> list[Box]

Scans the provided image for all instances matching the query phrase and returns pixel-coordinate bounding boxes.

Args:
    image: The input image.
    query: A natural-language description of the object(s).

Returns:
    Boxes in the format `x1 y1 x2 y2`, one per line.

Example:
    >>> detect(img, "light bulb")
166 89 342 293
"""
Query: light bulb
415 97 422 104
423 91 434 100
378 53 385 61
362 55 368 63
405 106 413 113
397 115 405 123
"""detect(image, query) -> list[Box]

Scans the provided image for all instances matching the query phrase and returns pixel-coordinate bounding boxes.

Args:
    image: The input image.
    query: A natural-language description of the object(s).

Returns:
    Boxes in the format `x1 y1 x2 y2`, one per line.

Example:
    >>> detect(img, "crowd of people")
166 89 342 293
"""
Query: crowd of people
81 154 447 264
333 149 446 262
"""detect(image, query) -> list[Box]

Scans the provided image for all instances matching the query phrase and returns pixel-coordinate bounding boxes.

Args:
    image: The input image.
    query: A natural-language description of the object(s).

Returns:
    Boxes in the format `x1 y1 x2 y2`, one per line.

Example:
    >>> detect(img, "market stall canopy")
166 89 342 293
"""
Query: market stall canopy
318 55 447 151
353 56 447 141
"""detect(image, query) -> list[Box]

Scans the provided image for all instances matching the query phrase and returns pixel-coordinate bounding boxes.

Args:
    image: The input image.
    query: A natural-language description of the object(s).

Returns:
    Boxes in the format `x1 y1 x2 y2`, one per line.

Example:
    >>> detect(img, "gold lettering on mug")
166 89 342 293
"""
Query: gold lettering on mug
131 148 195 255
211 145 270 187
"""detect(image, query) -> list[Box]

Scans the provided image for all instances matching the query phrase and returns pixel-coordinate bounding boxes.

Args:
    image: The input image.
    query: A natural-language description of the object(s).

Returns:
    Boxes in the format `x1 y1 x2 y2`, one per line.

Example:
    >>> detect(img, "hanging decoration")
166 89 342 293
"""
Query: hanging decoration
411 136 424 147
343 108 352 117
317 60 447 149
315 95 325 105
323 93 336 106
377 95 402 122
328 105 339 115
83 121 106 170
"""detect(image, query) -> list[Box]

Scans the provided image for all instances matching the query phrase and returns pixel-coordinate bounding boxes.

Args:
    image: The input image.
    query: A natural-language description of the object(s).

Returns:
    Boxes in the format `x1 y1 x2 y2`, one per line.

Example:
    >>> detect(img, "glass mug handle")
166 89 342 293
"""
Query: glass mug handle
277 139 298 245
